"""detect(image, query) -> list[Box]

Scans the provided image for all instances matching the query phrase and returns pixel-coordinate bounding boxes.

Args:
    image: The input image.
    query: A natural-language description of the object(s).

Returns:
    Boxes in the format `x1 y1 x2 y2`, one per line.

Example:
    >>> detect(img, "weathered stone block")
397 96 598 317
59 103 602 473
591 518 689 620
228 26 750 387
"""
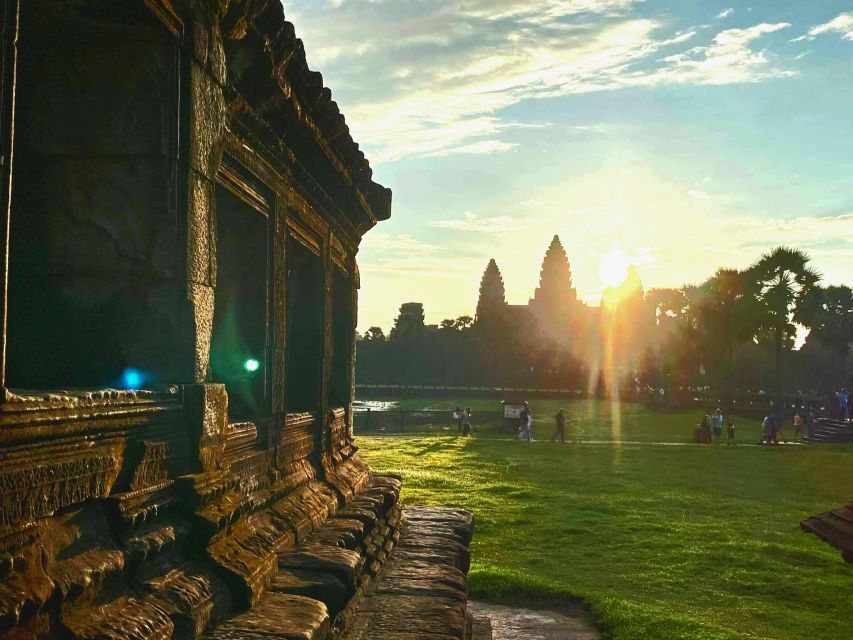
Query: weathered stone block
183 383 228 473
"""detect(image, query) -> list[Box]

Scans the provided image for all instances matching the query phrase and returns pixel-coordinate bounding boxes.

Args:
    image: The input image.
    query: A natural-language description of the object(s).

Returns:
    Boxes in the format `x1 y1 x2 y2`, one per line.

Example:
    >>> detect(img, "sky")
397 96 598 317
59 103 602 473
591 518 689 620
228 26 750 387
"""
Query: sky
284 1 853 332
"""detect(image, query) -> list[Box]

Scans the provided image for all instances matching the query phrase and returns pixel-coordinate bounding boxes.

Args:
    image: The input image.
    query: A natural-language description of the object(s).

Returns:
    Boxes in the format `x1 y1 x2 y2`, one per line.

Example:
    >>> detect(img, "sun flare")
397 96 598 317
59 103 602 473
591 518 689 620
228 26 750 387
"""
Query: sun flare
598 248 631 288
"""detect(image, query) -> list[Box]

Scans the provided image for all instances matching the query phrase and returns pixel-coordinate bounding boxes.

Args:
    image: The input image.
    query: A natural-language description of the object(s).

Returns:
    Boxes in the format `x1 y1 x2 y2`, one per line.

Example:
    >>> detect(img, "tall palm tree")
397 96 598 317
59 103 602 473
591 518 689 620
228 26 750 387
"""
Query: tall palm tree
748 247 821 398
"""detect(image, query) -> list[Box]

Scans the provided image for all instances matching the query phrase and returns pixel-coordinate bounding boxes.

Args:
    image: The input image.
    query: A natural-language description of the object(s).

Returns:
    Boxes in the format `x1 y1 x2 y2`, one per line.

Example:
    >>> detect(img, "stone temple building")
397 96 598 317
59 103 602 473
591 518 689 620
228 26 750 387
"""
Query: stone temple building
475 235 595 351
0 2 472 639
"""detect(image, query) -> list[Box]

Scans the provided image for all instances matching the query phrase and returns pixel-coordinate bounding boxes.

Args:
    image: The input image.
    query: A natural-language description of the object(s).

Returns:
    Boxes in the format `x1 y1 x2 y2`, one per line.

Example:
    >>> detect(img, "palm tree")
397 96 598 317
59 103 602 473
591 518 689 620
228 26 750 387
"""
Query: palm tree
695 268 760 403
809 285 853 379
748 247 821 398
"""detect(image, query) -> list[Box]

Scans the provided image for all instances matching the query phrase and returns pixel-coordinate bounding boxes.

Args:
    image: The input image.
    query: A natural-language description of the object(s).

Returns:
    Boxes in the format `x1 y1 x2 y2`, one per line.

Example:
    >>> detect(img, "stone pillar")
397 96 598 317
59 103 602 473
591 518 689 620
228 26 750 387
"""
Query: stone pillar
320 231 333 457
348 261 360 439
186 3 227 383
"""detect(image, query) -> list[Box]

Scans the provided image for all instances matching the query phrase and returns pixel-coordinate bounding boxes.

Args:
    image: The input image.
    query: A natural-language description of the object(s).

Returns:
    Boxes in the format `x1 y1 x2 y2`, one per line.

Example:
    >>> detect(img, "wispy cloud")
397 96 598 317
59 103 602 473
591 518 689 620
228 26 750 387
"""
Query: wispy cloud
716 8 734 20
793 12 853 42
288 1 796 163
650 23 793 86
428 212 525 233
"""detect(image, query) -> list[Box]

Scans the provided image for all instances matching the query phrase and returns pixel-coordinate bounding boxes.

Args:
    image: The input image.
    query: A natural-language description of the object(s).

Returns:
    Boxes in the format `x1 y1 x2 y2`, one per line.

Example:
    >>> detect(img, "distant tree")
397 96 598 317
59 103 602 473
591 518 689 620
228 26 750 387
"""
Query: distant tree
748 247 821 396
809 285 853 377
455 316 474 330
694 268 760 401
439 318 458 332
364 326 386 342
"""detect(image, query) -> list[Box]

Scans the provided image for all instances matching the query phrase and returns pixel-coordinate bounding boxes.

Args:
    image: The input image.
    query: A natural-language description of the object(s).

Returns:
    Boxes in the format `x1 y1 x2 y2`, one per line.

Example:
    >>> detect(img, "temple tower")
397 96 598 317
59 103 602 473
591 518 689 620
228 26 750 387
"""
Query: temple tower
528 235 579 342
475 259 508 324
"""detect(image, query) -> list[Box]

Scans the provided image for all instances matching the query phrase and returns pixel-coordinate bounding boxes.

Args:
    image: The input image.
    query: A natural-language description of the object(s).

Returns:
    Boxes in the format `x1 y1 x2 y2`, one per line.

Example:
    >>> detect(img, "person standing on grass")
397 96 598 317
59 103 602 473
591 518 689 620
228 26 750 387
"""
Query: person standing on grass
552 408 567 443
711 408 723 444
462 408 472 437
726 415 735 445
518 402 530 440
455 406 463 433
793 412 804 441
701 412 712 444
761 414 773 444
526 409 535 441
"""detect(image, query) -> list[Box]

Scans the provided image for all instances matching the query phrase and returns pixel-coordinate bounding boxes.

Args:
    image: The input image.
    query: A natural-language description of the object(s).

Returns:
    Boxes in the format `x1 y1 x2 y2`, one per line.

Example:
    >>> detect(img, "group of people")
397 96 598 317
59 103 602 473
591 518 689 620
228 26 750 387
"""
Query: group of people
760 410 813 444
695 409 736 444
516 402 570 442
696 408 814 445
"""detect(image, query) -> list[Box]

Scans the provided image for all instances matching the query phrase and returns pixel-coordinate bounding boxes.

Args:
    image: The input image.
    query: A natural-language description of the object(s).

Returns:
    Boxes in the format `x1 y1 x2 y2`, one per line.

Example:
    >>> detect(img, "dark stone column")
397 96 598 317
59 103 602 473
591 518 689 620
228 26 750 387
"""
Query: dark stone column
321 231 333 457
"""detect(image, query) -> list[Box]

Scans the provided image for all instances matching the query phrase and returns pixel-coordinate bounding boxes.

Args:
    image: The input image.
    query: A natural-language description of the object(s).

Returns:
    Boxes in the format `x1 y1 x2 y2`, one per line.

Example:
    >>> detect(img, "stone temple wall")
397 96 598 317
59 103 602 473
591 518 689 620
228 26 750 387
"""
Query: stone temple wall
0 385 400 639
0 3 480 640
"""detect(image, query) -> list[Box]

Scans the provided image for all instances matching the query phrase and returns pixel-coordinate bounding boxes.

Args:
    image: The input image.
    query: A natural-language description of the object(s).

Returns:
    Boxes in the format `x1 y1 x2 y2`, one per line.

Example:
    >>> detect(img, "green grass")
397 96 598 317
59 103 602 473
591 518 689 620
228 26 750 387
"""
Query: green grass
358 395 770 442
355 404 853 640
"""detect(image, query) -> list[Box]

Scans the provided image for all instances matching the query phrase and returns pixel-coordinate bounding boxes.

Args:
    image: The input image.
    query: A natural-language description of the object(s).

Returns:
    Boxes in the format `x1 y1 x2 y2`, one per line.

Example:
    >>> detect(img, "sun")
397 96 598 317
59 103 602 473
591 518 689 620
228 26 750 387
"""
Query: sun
598 248 631 288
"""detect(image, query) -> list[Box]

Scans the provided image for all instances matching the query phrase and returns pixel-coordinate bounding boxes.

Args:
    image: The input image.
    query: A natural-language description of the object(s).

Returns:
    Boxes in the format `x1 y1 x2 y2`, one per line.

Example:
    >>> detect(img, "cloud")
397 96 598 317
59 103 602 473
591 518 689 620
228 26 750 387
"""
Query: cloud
687 188 710 200
650 23 793 86
794 12 853 42
428 212 524 233
425 140 518 157
716 8 734 20
287 1 797 163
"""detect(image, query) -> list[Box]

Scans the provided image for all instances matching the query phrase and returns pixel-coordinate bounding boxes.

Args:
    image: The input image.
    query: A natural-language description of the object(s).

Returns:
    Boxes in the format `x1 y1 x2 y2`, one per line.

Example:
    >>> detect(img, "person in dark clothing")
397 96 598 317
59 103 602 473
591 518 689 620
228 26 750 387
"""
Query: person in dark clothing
552 408 567 442
462 407 472 437
726 415 735 445
518 402 530 440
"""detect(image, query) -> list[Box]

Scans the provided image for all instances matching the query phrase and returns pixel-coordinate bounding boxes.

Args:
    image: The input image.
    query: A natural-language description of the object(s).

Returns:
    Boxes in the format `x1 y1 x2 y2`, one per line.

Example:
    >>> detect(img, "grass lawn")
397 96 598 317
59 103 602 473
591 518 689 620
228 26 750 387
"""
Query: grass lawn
355 404 853 640
358 395 772 442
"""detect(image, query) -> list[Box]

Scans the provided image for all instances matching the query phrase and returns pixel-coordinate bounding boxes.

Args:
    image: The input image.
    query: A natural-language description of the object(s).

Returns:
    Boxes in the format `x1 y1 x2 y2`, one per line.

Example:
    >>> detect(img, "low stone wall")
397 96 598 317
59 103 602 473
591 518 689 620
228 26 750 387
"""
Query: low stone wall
0 385 473 640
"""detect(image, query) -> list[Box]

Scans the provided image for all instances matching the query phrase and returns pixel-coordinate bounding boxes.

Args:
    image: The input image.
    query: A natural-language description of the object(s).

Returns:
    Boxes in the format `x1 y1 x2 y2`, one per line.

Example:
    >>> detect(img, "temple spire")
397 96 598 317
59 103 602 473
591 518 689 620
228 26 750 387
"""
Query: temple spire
531 235 577 305
528 235 579 343
475 259 507 323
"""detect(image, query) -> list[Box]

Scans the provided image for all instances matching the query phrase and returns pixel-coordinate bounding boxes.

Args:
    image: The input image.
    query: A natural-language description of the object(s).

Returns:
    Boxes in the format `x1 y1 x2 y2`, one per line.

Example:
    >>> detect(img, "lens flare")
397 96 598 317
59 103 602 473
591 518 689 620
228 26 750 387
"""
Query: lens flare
121 368 144 390
598 248 631 288
244 358 260 373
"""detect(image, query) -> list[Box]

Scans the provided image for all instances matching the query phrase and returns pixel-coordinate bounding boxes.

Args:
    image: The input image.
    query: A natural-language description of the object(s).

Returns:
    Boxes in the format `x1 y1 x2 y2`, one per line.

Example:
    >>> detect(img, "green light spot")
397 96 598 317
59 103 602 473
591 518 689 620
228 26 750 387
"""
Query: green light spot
244 358 260 373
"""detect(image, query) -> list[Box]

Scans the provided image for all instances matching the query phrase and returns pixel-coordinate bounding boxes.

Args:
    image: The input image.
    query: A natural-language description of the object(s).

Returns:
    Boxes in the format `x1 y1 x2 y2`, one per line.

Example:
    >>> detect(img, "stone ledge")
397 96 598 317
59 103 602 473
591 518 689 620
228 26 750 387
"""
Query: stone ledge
341 506 475 640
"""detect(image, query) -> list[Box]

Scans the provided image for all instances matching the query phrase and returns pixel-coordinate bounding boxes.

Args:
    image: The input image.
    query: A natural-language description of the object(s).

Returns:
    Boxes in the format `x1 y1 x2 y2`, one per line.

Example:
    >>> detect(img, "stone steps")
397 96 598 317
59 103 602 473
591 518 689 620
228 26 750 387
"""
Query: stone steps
202 474 410 640
341 506 475 640
804 419 853 443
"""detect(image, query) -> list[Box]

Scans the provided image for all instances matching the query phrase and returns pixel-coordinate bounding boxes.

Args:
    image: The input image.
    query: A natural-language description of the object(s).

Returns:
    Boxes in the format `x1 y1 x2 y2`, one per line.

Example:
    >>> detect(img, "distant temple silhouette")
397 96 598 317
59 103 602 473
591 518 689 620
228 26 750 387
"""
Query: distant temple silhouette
475 235 642 357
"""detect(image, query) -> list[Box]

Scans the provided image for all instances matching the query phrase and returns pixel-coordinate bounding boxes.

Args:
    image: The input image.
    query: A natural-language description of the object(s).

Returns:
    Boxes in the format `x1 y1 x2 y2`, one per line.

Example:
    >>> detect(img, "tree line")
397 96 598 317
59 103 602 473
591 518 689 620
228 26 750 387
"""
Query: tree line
357 247 853 397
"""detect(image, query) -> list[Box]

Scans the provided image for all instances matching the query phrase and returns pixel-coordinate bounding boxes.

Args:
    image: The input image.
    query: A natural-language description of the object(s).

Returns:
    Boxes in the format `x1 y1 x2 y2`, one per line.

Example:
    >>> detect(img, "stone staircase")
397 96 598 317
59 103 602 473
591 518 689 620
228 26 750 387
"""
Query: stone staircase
804 418 853 443
0 387 474 640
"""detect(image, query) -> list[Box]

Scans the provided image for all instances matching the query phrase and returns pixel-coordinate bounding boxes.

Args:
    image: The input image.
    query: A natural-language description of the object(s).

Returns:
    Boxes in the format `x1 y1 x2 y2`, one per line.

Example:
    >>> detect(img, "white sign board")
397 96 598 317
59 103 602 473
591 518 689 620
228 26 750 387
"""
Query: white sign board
503 404 525 419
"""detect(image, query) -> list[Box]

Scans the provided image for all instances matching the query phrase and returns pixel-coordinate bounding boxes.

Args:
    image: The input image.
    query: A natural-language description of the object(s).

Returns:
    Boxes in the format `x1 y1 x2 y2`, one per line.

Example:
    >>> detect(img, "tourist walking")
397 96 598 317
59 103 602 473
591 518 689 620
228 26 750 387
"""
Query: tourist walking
518 402 530 441
711 408 723 444
793 412 804 441
726 415 735 445
462 408 472 437
551 408 567 443
837 388 848 420
761 414 773 445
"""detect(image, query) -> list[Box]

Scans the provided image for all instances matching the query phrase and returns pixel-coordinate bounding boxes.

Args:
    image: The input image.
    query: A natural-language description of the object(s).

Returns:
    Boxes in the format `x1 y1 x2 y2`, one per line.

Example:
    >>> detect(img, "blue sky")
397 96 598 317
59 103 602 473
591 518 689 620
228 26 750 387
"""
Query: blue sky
284 1 853 331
